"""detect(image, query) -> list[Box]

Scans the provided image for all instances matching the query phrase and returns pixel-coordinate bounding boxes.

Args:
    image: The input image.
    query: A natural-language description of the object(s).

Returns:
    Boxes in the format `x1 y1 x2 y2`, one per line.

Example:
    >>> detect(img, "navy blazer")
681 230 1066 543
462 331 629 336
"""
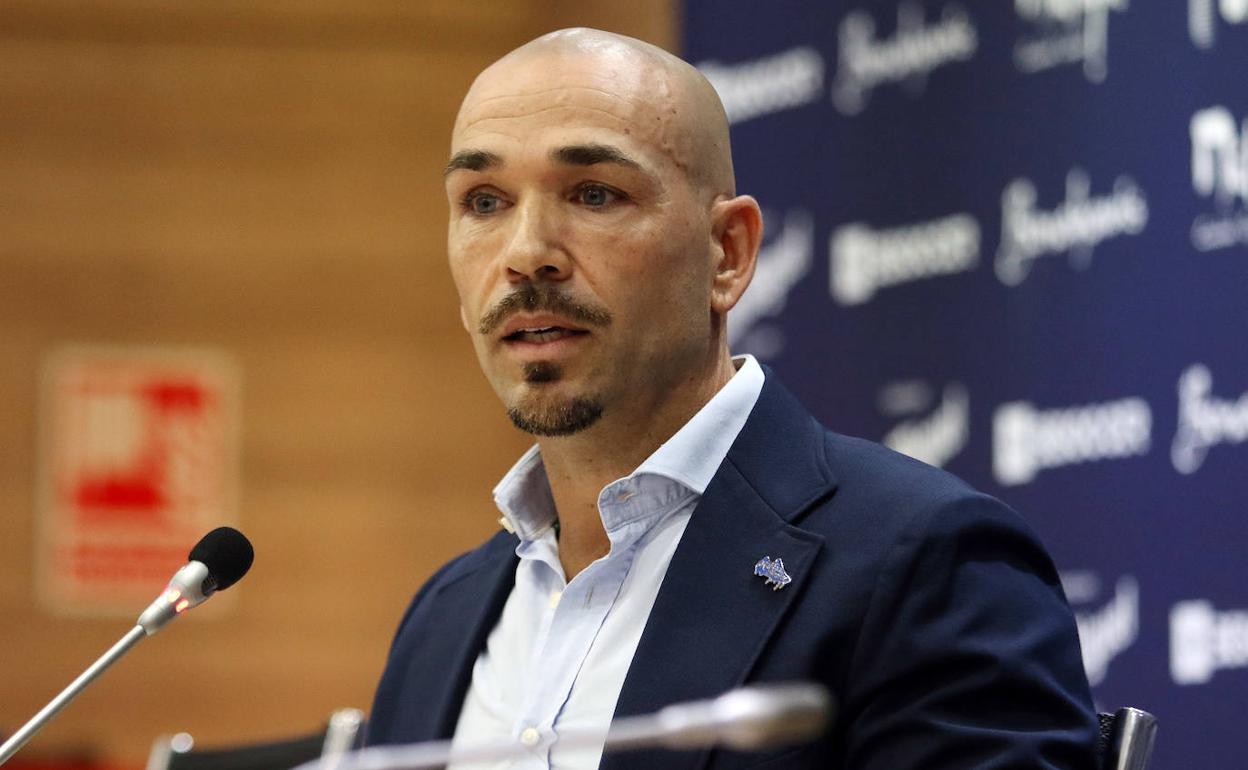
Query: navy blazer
367 374 1099 769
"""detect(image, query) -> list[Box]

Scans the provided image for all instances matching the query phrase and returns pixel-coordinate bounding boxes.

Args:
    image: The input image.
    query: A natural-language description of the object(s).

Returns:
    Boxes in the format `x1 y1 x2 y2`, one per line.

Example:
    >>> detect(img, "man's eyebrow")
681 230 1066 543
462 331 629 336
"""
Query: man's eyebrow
444 149 502 177
551 144 643 171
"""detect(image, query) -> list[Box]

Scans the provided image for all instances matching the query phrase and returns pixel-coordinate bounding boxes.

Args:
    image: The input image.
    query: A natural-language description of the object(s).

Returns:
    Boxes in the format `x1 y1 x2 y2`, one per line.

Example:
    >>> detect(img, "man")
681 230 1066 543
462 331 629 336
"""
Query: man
367 28 1098 770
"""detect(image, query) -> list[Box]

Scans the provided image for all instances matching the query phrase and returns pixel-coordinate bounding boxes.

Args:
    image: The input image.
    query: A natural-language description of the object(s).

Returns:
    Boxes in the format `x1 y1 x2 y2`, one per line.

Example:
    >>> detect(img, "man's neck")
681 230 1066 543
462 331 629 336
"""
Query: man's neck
536 352 739 580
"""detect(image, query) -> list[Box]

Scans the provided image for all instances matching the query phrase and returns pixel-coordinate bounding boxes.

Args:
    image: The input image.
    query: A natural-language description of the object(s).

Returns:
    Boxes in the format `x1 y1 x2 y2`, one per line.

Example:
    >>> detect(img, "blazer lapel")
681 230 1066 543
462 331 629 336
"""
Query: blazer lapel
602 375 837 770
396 535 519 741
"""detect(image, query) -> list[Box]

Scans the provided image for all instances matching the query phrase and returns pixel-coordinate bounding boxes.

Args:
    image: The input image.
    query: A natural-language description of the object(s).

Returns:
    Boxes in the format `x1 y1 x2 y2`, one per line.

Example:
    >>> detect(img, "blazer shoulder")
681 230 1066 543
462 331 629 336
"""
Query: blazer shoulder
388 530 517 638
436 530 518 587
825 430 977 504
805 429 1055 573
823 429 1032 524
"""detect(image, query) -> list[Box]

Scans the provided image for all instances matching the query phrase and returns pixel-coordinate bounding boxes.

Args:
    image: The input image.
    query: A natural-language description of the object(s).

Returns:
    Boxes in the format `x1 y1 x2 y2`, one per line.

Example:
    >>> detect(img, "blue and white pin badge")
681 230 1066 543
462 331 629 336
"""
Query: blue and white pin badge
753 556 792 591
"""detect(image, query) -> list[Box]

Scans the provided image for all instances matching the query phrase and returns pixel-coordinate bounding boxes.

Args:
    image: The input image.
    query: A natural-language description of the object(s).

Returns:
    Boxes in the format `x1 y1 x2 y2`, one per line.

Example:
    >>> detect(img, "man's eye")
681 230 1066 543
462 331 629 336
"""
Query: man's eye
466 192 502 215
577 185 618 207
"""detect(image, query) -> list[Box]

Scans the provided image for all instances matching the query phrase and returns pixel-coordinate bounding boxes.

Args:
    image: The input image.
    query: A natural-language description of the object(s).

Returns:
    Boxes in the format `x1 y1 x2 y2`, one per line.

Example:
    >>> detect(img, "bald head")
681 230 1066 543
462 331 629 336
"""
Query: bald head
453 28 736 199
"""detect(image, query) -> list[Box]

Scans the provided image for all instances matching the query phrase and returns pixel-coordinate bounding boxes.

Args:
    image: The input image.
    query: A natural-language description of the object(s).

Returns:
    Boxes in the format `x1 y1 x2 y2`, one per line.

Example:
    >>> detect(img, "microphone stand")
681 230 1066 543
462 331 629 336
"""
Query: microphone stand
0 533 252 767
0 626 147 765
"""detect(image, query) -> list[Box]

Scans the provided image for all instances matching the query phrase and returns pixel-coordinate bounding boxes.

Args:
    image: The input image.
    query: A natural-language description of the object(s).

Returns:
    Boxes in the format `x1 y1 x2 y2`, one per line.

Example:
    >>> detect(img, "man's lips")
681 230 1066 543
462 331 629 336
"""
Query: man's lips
500 315 591 344
506 328 587 344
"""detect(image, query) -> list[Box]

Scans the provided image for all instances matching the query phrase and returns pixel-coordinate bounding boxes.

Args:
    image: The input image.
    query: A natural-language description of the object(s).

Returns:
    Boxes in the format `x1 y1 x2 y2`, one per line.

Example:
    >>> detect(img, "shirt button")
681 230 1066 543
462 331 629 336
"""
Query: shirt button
520 727 540 747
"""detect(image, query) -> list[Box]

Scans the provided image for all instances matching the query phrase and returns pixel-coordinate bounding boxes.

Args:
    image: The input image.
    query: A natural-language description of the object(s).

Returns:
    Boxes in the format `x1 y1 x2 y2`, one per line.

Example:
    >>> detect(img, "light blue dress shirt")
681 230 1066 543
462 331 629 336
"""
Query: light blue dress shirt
448 356 765 770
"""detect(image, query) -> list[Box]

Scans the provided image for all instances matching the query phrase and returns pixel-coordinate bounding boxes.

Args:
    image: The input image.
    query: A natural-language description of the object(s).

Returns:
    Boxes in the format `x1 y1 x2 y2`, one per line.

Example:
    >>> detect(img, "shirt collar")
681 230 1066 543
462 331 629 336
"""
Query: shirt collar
492 444 555 541
633 354 764 494
492 355 765 541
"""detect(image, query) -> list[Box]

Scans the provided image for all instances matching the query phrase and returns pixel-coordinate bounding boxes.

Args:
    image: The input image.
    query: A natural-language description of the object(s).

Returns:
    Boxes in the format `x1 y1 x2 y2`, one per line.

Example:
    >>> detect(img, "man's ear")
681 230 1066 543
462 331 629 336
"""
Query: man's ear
460 305 472 334
708 195 763 315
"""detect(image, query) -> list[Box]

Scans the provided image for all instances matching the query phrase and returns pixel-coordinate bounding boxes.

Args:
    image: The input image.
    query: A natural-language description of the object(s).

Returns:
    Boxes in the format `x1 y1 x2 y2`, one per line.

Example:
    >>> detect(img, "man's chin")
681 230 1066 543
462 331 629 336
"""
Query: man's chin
506 395 604 437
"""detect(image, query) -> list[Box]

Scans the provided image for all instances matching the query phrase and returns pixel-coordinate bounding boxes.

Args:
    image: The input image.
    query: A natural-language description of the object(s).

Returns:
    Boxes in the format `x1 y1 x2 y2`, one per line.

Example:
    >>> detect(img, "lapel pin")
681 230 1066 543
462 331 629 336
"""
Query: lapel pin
753 556 792 591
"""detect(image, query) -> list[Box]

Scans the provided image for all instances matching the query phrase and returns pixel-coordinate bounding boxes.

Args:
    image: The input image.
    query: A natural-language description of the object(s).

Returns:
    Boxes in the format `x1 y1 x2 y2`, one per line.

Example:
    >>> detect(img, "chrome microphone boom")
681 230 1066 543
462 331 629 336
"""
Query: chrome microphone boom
0 625 147 766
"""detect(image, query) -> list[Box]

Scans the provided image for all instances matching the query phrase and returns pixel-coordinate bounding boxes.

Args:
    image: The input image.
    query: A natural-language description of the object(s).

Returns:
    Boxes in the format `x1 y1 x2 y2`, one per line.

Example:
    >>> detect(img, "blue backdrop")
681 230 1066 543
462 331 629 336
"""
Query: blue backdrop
682 2 1248 767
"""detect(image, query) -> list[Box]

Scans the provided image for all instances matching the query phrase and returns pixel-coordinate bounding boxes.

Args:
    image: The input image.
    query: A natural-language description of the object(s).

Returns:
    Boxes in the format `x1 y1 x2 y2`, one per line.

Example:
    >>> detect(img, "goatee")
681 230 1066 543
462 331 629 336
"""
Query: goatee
507 398 603 436
506 361 604 436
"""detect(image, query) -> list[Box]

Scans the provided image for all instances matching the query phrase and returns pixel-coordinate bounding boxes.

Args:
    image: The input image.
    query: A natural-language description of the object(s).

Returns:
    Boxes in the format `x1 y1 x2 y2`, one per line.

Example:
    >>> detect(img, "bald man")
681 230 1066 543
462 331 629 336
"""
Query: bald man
367 29 1099 770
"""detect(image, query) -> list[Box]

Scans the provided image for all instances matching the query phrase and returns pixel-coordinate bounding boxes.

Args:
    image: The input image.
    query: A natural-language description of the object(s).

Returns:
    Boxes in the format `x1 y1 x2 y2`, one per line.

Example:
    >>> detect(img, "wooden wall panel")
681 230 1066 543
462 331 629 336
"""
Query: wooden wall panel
0 1 675 764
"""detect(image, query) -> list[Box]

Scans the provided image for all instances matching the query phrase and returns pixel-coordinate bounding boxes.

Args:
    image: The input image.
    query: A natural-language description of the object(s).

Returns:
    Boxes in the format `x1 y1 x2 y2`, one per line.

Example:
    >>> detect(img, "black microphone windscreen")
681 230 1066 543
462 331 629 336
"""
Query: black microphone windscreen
188 527 254 591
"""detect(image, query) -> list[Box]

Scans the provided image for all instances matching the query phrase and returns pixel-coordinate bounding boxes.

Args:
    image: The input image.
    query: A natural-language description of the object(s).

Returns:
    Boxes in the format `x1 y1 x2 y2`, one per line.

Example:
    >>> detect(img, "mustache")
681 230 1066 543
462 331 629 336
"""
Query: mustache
477 284 613 336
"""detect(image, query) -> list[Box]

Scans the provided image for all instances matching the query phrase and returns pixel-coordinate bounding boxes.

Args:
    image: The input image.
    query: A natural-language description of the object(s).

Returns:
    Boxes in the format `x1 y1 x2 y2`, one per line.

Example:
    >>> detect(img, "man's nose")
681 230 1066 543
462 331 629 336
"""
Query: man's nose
503 198 571 283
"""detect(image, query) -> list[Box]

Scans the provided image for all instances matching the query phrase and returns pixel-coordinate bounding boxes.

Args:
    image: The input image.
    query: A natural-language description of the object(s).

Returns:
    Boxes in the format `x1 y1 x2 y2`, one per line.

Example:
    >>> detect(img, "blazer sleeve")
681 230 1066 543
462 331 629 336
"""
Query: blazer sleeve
837 492 1099 770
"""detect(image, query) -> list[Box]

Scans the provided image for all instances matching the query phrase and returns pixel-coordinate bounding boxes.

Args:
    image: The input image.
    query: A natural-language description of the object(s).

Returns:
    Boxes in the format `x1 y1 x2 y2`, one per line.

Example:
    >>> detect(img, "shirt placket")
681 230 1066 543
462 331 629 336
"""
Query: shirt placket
511 501 646 768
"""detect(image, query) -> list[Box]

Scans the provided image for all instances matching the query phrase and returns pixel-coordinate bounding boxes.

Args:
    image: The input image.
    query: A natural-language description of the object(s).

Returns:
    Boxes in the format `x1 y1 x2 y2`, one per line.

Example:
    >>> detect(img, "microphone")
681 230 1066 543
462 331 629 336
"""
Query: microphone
137 527 255 635
304 683 832 770
0 527 254 766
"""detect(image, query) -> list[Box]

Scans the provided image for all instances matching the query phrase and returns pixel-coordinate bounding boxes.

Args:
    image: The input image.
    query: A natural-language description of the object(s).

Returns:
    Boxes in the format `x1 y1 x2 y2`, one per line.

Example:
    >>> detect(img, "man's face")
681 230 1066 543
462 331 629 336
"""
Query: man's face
444 51 717 436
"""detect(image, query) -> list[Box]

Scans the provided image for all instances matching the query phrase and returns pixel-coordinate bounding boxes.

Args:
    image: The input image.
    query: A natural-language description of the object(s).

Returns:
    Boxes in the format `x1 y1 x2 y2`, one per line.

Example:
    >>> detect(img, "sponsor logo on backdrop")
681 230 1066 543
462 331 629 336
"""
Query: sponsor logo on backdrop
1069 574 1139 687
880 381 969 468
699 47 825 126
1171 599 1248 684
1190 106 1248 251
830 213 980 305
833 2 978 115
1013 0 1129 83
995 168 1148 286
728 210 814 358
1189 0 1248 48
992 396 1151 485
1171 364 1248 474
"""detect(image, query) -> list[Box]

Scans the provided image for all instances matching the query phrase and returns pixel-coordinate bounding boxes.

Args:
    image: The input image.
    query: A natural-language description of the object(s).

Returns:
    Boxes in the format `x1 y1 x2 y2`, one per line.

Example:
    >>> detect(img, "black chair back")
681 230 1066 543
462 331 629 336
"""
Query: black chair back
147 708 365 770
1097 707 1158 770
